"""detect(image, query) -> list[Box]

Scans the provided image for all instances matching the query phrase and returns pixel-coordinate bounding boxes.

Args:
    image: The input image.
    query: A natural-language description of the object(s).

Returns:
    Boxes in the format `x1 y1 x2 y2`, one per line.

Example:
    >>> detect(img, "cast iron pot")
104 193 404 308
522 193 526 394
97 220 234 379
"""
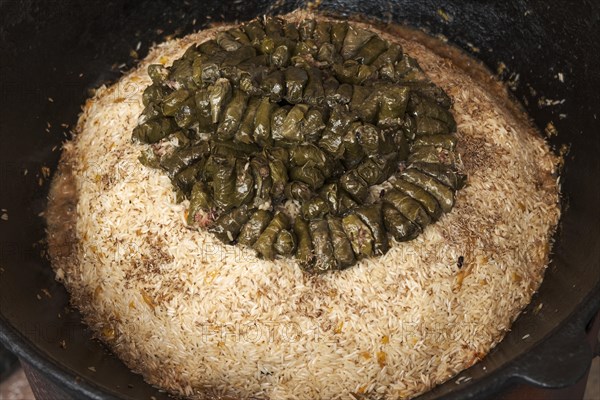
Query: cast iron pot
0 0 598 399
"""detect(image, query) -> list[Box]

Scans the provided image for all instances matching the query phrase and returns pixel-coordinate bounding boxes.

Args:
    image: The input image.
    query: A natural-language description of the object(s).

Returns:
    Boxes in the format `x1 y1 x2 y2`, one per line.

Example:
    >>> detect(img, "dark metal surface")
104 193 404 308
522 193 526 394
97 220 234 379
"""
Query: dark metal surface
0 344 18 382
0 0 598 399
21 360 77 400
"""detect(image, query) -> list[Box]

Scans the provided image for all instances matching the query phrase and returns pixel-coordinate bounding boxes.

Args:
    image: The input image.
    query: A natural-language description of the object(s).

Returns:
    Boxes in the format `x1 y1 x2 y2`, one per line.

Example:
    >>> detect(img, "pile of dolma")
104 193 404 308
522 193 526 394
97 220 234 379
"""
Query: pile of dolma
133 17 466 272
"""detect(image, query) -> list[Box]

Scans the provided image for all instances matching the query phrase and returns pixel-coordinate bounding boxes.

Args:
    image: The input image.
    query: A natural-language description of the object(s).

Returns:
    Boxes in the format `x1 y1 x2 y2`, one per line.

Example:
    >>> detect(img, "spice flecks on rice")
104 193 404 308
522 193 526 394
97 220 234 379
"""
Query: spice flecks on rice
47 12 560 400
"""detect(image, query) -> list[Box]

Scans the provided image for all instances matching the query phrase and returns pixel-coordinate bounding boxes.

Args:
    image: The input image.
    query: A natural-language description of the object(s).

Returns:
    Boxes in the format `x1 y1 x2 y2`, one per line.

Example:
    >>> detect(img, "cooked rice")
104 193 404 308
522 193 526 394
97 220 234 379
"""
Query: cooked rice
46 12 560 400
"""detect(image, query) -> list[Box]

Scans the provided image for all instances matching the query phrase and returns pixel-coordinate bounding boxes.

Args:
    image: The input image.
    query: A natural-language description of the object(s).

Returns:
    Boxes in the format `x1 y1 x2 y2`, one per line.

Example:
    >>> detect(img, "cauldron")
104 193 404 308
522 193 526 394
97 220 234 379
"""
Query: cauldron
0 1 598 399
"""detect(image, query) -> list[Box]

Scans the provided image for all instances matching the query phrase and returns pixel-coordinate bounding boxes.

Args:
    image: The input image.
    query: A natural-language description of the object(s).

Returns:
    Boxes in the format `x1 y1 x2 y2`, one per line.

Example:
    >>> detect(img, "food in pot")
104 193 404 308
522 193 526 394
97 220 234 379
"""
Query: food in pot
46 11 561 400
131 17 464 272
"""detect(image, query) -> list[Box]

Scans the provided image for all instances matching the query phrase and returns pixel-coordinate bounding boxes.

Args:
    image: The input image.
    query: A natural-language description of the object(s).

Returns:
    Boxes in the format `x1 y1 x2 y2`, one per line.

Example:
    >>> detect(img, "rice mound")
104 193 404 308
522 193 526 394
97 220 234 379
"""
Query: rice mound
47 12 560 400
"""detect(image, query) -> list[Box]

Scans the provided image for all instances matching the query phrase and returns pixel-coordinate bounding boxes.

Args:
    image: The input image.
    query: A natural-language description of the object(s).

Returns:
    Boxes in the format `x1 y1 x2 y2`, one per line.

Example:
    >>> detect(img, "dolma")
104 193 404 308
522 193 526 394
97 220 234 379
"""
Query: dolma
330 22 348 53
284 66 308 103
238 209 273 246
292 216 314 269
253 97 275 145
327 216 356 268
254 212 290 260
216 31 242 51
274 229 297 256
392 177 442 219
339 169 369 202
304 67 325 106
289 162 325 191
209 205 251 243
354 203 389 255
411 162 467 190
232 159 255 207
382 202 420 242
341 26 374 59
208 78 232 123
249 154 273 206
162 89 191 116
235 96 260 143
284 181 313 202
309 219 337 272
132 118 177 144
412 134 457 151
261 70 285 102
400 168 455 213
217 90 248 140
383 188 431 229
342 213 374 259
269 158 288 200
187 181 214 226
301 196 330 220
160 143 211 178
211 156 237 210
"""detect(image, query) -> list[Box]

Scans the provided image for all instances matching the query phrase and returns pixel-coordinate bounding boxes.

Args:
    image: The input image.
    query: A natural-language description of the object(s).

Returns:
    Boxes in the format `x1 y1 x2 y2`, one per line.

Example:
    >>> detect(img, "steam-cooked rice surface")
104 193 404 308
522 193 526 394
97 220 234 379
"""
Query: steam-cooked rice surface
47 12 560 400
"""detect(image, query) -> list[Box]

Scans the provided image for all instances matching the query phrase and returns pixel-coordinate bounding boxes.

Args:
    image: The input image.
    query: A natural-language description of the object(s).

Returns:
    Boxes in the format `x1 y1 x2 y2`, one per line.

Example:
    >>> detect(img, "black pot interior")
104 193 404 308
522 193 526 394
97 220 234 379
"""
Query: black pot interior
0 1 599 399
